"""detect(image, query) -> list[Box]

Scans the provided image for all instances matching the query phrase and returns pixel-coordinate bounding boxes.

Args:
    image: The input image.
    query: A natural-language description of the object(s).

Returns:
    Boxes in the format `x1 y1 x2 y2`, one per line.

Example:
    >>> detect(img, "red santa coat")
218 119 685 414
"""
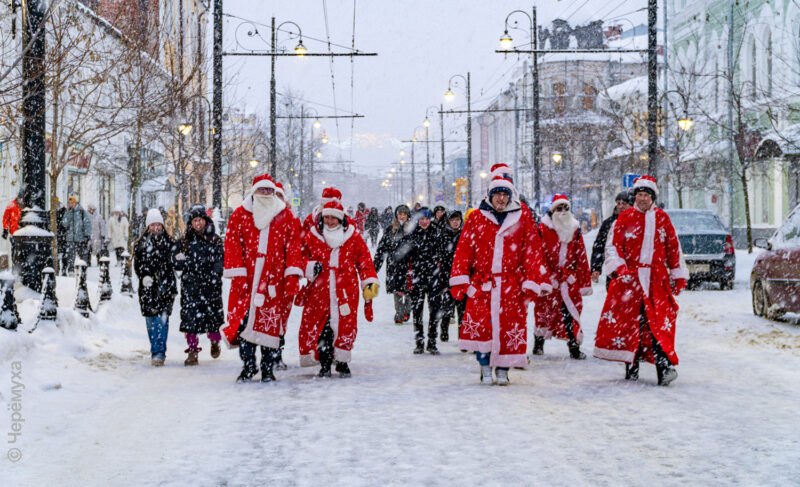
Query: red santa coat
534 215 593 343
593 206 688 365
298 225 378 365
449 203 551 368
279 213 302 329
222 202 304 348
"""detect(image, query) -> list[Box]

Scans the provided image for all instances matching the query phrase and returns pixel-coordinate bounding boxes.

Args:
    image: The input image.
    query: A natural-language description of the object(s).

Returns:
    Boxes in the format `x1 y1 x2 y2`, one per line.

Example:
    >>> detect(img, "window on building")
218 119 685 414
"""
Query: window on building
582 83 596 110
67 172 82 201
99 174 113 219
751 37 758 99
553 82 566 114
766 30 773 97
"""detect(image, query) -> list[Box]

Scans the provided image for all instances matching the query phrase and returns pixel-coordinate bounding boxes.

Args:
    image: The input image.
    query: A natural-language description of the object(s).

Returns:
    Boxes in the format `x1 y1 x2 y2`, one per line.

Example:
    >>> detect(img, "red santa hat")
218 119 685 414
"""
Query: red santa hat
320 186 342 205
550 193 570 210
251 173 277 192
274 181 285 198
633 175 658 197
490 163 513 180
320 200 345 221
487 176 515 198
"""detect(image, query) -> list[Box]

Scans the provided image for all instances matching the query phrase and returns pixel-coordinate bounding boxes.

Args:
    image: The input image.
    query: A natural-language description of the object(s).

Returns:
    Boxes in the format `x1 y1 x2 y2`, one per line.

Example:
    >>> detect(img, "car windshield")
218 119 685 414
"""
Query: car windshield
772 207 800 249
668 212 726 233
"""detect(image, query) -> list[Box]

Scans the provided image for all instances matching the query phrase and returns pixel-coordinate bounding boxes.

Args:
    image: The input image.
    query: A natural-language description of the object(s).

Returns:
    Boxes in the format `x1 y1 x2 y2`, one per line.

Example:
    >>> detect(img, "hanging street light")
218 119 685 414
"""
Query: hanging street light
294 39 307 56
677 116 694 132
499 30 514 50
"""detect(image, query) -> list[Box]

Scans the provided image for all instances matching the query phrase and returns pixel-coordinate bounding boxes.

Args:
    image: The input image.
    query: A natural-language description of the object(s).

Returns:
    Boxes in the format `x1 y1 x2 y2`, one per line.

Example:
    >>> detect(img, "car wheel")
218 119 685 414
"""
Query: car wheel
752 280 767 317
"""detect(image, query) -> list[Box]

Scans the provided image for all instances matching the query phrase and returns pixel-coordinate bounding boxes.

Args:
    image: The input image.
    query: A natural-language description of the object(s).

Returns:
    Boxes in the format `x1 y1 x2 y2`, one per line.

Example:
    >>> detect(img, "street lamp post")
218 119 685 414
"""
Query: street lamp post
498 7 540 211
177 122 193 213
270 18 307 175
445 73 472 205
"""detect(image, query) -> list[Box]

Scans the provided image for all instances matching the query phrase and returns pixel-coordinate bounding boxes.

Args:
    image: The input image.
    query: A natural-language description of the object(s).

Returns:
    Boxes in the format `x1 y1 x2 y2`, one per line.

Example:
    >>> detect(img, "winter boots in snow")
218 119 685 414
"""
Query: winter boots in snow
261 364 276 383
335 361 351 378
658 367 678 386
184 348 199 366
318 323 335 377
480 365 493 385
151 357 165 367
440 323 449 342
568 342 587 360
210 341 221 359
413 342 425 354
532 336 545 355
495 368 510 386
236 367 257 383
625 361 640 381
426 339 439 355
654 341 678 386
275 335 288 370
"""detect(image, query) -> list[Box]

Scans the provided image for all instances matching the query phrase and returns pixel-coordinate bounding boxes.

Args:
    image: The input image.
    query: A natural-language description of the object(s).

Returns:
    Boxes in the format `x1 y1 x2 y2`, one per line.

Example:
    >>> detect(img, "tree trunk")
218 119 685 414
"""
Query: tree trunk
740 169 753 253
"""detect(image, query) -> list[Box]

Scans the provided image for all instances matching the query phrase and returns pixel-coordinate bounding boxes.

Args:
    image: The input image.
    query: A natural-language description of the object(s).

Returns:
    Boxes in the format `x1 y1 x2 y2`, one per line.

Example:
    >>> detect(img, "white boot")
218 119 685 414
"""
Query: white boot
480 365 493 385
496 368 509 386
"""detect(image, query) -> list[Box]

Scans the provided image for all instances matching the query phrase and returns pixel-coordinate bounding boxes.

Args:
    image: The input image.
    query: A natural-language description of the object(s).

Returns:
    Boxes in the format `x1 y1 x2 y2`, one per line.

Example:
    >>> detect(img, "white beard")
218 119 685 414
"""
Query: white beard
323 225 345 248
552 211 580 243
252 194 285 230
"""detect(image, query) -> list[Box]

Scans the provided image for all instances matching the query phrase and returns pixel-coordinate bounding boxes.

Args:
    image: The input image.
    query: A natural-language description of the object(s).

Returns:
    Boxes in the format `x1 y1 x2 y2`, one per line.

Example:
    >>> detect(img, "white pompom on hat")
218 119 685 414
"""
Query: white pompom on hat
145 208 164 226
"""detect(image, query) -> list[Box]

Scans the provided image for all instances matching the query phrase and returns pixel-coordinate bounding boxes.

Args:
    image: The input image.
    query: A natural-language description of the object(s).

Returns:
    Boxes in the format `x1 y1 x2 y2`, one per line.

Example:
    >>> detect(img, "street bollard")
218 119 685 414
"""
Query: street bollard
74 258 92 318
31 267 58 332
0 274 20 331
98 256 112 303
120 251 134 296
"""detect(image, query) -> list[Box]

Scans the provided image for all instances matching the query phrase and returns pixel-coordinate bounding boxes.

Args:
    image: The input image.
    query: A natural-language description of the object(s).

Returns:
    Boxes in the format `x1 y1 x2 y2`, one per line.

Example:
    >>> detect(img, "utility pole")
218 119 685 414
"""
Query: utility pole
466 72 473 206
727 0 735 231
662 0 670 206
270 17 278 174
411 142 416 203
212 0 223 210
425 124 431 204
440 104 446 202
532 6 541 211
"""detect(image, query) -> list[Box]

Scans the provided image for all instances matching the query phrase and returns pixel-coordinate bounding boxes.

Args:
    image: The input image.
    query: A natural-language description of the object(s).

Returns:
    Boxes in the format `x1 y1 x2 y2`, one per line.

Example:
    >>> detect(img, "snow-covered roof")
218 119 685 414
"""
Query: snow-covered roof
603 76 648 103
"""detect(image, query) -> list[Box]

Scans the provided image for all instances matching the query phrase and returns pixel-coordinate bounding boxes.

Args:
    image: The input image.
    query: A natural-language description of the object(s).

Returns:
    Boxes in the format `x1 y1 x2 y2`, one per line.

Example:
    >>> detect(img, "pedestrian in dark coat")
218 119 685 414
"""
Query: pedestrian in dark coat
590 191 632 288
380 206 394 229
373 204 413 324
406 207 448 354
365 206 380 247
134 208 178 366
432 205 447 230
61 194 92 273
439 210 465 341
174 206 224 366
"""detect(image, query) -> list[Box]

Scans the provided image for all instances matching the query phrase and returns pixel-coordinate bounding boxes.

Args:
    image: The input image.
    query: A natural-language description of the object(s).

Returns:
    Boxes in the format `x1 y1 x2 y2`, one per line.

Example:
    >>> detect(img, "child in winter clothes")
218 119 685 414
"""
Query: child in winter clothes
174 206 225 366
134 209 178 366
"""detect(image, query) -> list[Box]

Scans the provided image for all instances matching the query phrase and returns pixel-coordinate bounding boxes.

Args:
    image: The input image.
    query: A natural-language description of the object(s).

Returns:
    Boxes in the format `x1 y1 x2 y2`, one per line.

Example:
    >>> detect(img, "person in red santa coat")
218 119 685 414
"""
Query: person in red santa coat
273 181 300 370
593 175 688 386
449 175 552 385
533 193 593 359
302 186 343 236
223 174 304 383
297 200 379 378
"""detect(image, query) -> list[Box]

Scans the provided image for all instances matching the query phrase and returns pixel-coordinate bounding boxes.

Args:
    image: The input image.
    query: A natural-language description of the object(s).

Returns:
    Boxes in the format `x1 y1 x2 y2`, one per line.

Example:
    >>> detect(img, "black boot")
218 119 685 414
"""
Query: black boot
625 361 640 380
440 319 449 342
427 339 439 355
275 336 288 370
654 341 678 386
532 336 545 355
568 341 586 360
413 339 425 354
318 324 334 377
236 367 257 383
335 361 351 378
261 361 276 383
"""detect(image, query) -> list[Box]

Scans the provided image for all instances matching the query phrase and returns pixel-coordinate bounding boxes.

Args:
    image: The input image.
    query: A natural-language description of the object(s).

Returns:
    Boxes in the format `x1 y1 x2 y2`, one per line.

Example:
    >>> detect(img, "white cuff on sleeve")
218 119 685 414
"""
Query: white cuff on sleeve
223 267 247 279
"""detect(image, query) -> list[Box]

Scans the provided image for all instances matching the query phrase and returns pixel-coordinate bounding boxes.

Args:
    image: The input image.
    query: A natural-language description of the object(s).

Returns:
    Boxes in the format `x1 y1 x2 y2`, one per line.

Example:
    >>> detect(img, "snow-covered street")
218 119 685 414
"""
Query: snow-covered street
1 250 799 486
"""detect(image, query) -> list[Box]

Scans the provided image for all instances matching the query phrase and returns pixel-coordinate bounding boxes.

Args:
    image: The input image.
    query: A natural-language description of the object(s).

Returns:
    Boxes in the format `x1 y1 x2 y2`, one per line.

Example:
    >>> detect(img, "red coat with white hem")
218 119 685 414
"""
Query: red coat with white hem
222 202 303 348
280 213 302 328
298 225 377 366
593 206 688 365
449 201 551 368
534 215 592 343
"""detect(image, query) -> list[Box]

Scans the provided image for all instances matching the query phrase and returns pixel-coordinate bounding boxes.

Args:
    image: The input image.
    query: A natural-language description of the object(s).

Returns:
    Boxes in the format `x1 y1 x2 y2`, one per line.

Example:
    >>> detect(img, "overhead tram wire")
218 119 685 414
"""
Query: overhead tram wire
349 0 357 162
322 0 343 160
222 12 360 53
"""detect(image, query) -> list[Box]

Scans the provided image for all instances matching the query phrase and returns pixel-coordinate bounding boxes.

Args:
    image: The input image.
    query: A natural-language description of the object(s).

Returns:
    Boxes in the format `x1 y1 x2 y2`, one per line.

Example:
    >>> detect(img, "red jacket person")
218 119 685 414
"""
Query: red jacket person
593 175 688 385
298 200 378 378
223 174 303 383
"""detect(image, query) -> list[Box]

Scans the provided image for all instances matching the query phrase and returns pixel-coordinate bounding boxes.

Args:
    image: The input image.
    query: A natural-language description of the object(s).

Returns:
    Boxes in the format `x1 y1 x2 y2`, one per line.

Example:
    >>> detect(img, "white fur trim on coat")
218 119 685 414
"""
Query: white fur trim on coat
223 267 247 279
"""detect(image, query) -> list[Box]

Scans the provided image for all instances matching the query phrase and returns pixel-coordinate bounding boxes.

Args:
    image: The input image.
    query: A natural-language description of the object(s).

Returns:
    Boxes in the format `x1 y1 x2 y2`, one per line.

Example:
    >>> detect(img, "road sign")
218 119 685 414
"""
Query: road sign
622 173 640 188
291 197 301 207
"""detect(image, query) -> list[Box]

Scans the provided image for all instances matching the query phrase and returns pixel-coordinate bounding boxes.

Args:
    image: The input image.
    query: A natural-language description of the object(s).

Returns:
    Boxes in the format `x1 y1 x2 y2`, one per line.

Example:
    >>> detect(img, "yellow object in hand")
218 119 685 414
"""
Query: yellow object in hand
363 282 380 300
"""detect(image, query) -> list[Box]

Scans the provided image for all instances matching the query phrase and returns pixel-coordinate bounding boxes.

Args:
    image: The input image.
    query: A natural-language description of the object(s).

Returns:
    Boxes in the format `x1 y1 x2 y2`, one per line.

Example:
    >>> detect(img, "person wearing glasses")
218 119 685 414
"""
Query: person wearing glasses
532 193 592 360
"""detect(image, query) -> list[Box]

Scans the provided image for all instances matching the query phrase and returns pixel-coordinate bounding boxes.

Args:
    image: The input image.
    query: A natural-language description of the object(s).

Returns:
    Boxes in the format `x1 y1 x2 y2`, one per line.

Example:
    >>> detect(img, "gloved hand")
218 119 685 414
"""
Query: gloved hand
142 276 153 288
672 278 687 296
1 229 7 240
284 275 300 297
451 284 468 301
362 282 379 300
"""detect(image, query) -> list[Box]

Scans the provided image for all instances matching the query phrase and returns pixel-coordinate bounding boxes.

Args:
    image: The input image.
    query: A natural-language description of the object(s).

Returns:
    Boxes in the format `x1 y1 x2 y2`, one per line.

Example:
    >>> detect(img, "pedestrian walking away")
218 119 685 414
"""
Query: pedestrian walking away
87 204 108 266
593 176 688 386
365 206 380 248
449 172 551 385
373 204 414 325
133 209 178 366
533 193 593 360
223 174 303 383
174 206 225 366
297 200 379 378
590 191 632 288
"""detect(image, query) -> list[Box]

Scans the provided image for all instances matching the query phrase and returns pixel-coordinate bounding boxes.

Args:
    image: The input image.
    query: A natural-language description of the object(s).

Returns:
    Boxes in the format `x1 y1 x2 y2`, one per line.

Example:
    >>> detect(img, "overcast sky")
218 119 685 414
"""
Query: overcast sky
221 0 647 178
